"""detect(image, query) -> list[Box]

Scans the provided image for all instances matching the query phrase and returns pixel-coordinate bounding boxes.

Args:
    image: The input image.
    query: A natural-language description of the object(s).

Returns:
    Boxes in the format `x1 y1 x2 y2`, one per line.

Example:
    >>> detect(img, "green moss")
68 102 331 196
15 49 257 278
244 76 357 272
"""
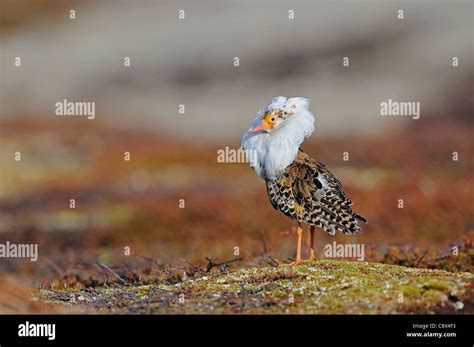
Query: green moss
400 285 423 297
38 260 472 314
424 280 450 292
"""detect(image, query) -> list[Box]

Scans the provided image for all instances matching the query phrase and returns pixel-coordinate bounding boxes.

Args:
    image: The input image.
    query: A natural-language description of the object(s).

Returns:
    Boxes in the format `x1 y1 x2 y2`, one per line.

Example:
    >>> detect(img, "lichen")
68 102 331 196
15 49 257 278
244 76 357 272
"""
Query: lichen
38 260 472 314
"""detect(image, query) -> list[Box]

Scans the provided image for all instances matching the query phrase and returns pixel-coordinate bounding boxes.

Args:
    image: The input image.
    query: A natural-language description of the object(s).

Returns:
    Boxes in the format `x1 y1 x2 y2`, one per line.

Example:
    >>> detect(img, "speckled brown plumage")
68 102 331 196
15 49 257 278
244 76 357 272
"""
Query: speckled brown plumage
266 149 367 235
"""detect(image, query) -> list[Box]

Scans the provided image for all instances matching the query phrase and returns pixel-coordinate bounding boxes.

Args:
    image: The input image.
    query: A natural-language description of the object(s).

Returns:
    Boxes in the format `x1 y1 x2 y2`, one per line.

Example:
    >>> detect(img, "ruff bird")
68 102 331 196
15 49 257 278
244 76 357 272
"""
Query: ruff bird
242 96 367 265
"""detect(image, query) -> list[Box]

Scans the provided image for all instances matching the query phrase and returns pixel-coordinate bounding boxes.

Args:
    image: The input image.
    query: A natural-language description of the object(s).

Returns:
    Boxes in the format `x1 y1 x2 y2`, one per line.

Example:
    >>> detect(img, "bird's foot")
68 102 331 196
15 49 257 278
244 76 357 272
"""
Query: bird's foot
279 260 302 267
301 257 317 263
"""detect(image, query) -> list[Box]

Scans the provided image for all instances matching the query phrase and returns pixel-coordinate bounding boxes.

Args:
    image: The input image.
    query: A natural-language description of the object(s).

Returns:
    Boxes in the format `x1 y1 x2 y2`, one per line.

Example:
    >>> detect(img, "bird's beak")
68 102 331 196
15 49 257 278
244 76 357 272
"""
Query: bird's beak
251 120 265 133
251 112 270 133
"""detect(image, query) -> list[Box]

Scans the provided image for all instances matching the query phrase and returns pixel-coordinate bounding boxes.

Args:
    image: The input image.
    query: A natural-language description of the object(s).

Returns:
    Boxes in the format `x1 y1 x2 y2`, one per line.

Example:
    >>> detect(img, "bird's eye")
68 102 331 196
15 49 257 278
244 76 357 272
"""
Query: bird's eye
284 112 287 115
270 117 275 122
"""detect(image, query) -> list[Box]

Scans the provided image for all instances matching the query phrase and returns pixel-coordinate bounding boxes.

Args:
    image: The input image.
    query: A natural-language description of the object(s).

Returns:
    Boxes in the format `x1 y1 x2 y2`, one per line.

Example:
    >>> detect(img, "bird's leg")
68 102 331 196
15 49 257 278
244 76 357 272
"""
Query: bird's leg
280 222 303 266
307 225 316 262
295 222 302 264
302 225 316 263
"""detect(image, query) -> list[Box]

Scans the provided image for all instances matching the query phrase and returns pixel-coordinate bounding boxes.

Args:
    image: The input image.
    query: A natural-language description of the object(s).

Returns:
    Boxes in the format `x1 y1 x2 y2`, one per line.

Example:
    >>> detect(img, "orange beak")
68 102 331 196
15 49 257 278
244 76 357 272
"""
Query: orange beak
252 111 270 133
251 121 265 133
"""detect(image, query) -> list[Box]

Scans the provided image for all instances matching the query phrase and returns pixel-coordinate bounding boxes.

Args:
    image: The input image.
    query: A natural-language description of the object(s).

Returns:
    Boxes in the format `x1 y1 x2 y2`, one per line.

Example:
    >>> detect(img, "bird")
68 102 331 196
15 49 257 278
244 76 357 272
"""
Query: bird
241 96 367 266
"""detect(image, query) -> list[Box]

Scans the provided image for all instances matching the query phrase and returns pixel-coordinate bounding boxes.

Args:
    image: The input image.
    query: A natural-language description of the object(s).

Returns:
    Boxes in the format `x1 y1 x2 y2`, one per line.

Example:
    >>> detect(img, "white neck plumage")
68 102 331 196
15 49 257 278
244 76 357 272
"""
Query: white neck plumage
242 104 315 181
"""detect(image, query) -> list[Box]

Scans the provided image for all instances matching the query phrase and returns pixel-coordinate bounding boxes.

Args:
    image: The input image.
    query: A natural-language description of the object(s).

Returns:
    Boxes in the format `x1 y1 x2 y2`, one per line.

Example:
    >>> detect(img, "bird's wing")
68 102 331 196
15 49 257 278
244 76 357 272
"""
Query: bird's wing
266 150 366 234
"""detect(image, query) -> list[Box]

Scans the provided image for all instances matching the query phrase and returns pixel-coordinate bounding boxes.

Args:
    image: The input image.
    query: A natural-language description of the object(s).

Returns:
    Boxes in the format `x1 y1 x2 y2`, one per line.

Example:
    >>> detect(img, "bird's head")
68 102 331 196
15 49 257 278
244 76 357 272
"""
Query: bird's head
251 109 283 133
241 96 315 180
249 96 312 134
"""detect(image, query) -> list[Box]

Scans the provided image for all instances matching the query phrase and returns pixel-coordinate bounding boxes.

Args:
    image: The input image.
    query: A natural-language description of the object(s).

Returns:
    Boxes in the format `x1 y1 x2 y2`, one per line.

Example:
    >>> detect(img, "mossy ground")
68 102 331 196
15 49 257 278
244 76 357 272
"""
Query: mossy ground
39 260 472 314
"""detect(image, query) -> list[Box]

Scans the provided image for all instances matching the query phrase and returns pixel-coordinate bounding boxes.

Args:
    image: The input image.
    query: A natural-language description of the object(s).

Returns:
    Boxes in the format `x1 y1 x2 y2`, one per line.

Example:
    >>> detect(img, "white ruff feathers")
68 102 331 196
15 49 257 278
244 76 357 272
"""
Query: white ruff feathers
241 96 315 180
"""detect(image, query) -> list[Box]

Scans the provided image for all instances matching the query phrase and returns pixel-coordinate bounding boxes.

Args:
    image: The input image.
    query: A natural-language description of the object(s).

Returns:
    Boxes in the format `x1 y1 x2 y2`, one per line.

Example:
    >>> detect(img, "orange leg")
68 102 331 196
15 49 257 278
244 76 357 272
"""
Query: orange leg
281 222 303 266
296 223 303 264
307 225 316 262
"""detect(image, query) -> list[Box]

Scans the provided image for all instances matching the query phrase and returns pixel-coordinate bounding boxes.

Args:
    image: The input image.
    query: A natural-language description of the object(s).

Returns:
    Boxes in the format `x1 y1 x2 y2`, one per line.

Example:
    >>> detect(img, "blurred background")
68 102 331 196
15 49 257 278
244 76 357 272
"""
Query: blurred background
0 0 472 302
